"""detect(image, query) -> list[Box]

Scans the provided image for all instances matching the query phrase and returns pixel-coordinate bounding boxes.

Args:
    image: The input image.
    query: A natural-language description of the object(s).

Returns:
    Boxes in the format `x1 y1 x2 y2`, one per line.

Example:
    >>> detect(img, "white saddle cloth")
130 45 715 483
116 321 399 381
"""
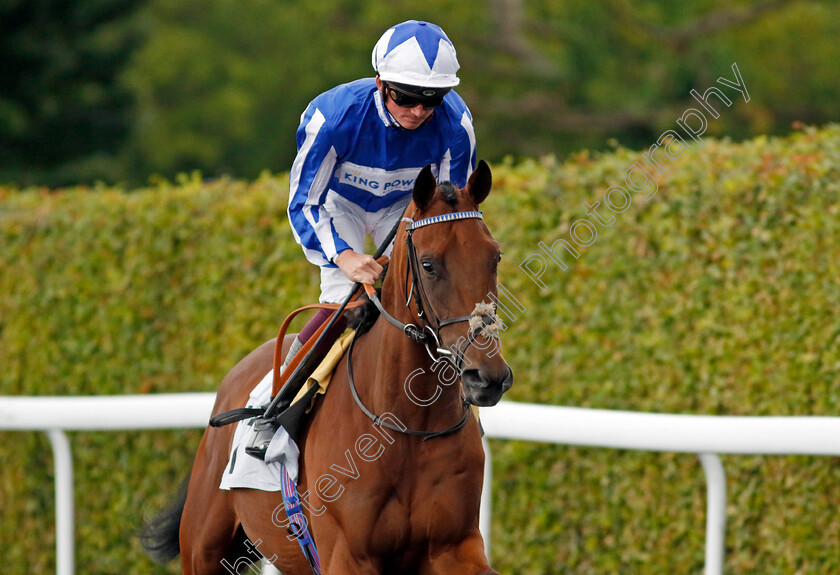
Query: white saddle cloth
219 368 301 491
218 330 356 491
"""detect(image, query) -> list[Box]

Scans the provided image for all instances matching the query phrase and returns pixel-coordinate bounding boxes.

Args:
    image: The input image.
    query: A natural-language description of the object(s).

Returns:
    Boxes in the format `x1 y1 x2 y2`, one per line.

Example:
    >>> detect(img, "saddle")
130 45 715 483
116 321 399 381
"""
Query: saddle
271 330 356 443
209 260 385 437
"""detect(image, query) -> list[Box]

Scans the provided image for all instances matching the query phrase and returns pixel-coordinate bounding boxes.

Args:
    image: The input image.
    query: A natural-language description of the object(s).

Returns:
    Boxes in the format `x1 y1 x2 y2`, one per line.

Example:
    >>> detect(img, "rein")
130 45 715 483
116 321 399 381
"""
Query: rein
347 209 496 440
346 333 471 440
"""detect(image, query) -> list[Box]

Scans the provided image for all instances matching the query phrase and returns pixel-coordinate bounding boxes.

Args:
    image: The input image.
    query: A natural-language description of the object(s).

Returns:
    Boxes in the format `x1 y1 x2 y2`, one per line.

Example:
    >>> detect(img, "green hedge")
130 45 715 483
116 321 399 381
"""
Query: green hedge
2 126 839 574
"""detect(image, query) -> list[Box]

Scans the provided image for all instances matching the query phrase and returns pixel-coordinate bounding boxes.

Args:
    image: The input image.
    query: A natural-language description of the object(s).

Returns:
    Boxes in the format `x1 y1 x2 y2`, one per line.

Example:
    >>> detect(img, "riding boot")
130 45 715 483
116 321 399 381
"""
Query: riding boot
245 336 304 460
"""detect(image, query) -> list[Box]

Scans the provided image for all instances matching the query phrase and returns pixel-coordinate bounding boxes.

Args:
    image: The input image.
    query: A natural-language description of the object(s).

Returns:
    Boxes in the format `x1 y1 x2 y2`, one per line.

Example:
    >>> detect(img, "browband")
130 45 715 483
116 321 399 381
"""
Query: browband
402 211 483 231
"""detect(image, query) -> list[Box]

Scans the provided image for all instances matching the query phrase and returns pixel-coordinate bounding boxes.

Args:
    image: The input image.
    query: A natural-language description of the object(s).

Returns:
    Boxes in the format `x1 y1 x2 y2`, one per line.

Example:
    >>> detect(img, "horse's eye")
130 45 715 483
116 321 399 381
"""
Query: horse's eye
498 252 503 263
421 261 435 275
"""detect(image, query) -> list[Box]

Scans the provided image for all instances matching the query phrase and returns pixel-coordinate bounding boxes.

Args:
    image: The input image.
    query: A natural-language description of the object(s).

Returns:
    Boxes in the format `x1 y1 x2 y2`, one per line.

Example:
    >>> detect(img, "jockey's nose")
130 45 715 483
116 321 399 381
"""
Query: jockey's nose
409 104 427 117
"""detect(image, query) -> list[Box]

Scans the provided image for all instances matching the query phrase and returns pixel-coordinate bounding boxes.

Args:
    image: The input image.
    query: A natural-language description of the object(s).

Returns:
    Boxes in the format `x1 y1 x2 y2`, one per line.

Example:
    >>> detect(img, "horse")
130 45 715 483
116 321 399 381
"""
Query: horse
141 160 513 574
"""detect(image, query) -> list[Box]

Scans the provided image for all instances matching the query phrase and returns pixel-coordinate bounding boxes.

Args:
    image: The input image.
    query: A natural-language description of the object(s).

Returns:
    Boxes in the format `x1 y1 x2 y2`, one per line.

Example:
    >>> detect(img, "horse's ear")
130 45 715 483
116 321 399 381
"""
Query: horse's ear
467 160 492 205
413 164 437 211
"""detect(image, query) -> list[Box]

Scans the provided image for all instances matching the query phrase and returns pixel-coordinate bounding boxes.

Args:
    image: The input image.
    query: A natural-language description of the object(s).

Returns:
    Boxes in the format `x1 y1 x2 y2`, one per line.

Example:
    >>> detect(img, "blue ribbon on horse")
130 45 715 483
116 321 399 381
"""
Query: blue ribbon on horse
280 463 321 574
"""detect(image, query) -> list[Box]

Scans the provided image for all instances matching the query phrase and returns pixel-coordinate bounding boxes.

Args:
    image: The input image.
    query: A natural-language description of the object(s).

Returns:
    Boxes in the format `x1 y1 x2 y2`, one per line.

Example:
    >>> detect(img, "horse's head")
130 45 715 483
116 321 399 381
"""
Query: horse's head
384 161 514 407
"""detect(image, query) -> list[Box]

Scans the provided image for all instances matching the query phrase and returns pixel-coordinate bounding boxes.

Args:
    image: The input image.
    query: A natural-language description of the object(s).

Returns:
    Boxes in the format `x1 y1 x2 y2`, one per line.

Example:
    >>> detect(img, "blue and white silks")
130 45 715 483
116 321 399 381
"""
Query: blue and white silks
287 78 476 268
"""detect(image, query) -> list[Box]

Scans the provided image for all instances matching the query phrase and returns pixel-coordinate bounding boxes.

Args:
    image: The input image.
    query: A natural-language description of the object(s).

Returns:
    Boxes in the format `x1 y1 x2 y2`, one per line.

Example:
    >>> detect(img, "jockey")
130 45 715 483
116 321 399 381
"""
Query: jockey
246 20 477 459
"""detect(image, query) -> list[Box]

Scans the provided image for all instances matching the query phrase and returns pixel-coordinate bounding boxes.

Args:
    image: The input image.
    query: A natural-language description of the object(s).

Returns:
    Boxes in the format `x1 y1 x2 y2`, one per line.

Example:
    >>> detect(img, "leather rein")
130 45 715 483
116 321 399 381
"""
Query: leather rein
347 210 486 440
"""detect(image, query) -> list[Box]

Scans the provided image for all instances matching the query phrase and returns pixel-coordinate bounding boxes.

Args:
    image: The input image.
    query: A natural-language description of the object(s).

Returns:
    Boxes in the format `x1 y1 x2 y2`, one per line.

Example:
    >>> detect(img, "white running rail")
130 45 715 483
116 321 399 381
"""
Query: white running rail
2 395 839 575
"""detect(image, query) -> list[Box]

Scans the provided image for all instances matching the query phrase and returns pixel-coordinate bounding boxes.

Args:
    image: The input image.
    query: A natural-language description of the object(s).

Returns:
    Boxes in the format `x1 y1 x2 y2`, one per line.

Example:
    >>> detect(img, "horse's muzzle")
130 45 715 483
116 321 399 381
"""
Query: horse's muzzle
462 365 513 407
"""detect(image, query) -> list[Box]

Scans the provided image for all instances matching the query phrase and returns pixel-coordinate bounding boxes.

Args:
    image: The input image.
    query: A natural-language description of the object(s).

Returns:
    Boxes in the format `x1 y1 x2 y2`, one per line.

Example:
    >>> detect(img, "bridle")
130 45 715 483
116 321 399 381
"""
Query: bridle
366 210 499 365
347 209 502 440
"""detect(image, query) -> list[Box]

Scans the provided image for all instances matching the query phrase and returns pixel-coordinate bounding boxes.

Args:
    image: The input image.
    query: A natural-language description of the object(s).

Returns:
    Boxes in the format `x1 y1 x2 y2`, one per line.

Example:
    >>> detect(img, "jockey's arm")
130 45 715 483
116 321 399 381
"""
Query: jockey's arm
287 107 353 267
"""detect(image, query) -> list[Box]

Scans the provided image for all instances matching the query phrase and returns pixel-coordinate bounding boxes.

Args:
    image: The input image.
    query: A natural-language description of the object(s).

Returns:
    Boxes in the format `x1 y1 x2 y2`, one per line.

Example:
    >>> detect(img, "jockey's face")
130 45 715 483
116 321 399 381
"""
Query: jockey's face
376 77 435 130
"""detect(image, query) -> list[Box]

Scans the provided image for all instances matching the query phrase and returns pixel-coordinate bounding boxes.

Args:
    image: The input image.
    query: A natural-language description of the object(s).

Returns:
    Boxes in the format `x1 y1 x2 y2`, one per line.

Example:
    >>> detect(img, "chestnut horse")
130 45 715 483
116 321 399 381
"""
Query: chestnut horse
142 161 513 574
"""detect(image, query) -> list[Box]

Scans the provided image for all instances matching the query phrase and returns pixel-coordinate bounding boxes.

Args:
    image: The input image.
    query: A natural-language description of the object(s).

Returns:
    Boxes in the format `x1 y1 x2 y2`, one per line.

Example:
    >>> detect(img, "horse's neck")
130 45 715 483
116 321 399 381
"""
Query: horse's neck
352 317 464 431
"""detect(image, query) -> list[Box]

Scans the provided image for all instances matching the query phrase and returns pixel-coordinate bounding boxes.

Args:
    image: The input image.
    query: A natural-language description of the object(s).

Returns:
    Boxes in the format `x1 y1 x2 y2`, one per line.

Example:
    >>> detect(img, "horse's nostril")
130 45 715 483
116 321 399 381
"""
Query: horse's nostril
462 366 512 390
502 367 514 391
461 365 511 407
461 368 486 388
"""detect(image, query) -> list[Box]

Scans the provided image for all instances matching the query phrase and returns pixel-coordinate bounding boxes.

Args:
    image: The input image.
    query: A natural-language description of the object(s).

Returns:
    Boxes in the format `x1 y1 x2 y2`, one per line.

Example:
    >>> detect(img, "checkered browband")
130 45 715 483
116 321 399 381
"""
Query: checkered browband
402 211 483 231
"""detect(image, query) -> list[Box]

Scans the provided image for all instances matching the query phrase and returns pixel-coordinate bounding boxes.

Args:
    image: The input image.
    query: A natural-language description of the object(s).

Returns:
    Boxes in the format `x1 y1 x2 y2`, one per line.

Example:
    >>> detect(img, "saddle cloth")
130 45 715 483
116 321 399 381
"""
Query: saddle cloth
219 330 356 491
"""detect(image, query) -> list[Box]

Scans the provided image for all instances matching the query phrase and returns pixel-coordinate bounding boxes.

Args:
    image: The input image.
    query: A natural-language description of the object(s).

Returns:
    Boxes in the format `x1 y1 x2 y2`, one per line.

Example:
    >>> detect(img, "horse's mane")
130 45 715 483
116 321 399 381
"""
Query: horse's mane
348 294 380 337
438 181 458 206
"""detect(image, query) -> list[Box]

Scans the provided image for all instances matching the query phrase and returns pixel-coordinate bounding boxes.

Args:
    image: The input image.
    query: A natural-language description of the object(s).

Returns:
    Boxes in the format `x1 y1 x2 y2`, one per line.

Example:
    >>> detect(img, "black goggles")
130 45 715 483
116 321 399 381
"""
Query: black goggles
384 82 449 110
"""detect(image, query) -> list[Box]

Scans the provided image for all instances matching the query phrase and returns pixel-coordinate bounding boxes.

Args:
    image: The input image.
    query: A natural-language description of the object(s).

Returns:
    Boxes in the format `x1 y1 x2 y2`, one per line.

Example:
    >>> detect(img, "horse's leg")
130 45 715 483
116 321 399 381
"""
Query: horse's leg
420 531 498 575
180 339 282 574
179 426 244 575
317 531 383 575
233 488 316 575
179 441 239 573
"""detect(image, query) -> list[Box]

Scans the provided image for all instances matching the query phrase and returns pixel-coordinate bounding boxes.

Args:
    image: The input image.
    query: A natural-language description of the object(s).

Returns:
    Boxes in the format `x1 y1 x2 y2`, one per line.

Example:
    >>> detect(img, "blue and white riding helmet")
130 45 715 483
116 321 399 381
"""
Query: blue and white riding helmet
372 20 460 90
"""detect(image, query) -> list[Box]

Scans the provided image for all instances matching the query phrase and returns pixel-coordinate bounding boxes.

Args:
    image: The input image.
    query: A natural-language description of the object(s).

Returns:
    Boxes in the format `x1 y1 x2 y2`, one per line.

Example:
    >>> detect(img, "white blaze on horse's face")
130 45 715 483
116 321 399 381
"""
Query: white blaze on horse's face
409 161 514 406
